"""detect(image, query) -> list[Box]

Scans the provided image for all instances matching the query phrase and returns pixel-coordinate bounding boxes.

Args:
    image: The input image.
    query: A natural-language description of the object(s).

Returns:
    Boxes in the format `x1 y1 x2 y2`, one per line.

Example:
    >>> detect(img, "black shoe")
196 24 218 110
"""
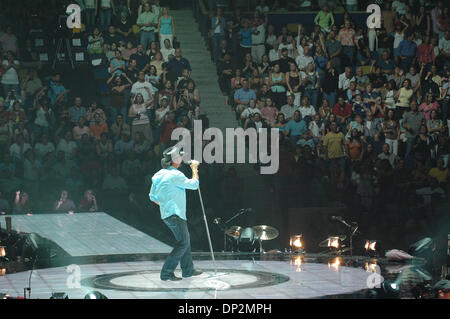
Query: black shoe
183 270 203 278
161 275 182 281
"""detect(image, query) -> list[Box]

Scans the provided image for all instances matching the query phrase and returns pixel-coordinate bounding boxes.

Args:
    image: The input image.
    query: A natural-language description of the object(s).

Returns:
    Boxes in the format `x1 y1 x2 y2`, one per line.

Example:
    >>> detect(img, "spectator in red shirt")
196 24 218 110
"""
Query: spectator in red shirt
332 96 352 132
89 113 109 140
417 35 435 67
159 111 177 150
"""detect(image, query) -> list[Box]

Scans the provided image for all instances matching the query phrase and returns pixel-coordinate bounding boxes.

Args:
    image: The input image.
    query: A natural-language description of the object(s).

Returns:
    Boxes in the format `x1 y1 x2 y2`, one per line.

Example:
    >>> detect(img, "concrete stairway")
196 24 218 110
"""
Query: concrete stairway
171 10 274 227
172 9 235 131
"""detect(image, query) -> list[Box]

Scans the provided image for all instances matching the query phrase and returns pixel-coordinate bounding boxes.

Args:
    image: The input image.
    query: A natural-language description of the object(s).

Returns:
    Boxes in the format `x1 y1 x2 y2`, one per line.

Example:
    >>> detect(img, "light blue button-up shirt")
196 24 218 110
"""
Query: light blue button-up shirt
149 166 199 221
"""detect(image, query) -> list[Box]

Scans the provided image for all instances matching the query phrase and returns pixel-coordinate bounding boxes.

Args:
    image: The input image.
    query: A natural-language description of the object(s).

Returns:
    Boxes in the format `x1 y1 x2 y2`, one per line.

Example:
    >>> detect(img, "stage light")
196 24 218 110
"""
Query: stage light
367 279 400 299
0 246 5 258
329 237 339 248
50 292 69 299
364 240 379 257
381 280 400 297
0 268 6 276
328 257 341 271
365 240 377 251
365 262 378 273
289 235 303 252
84 291 108 299
291 255 303 272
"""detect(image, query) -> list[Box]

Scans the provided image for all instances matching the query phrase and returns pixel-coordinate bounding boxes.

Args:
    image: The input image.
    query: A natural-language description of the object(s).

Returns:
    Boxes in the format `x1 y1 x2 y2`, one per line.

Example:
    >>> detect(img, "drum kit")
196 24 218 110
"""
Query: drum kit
214 208 279 253
318 235 351 254
224 224 279 253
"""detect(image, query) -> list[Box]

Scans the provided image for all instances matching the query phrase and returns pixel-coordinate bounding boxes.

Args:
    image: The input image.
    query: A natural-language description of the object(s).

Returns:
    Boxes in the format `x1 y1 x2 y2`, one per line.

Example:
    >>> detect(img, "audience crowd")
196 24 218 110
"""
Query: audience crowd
209 0 450 239
0 0 448 246
0 0 208 215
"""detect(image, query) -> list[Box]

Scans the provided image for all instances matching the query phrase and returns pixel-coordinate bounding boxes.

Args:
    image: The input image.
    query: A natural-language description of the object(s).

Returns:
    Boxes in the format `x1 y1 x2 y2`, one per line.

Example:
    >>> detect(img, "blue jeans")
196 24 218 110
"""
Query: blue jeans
327 157 346 177
161 215 195 279
99 8 112 29
342 46 355 64
140 31 155 51
322 92 337 109
405 137 416 159
3 84 20 97
289 134 302 147
399 56 414 73
212 34 224 63
304 88 319 108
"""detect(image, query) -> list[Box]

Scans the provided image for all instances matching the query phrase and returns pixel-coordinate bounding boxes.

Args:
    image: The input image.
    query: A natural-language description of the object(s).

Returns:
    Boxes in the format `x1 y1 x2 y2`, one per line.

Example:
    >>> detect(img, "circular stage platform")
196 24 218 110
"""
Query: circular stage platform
82 269 290 292
0 258 378 299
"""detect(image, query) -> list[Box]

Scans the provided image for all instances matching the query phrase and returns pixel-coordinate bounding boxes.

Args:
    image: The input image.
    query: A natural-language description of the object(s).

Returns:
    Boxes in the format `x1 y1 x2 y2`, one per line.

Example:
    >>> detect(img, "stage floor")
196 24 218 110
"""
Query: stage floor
0 258 375 299
2 213 171 256
2 212 423 299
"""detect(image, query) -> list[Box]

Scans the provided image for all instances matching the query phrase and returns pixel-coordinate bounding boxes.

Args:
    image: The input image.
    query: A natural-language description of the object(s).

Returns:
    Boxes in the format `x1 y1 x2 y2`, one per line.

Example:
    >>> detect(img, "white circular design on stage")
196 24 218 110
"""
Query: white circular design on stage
109 271 257 290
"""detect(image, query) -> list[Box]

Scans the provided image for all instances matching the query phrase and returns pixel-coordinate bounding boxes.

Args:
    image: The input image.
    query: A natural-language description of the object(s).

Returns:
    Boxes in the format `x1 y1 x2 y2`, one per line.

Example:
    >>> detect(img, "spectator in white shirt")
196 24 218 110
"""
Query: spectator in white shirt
298 96 316 121
430 0 444 35
160 38 175 62
34 134 55 160
9 134 31 161
1 51 20 96
309 114 325 144
131 71 157 102
269 42 280 62
295 46 314 72
57 131 78 160
0 27 18 55
240 99 261 123
280 95 297 121
251 11 268 64
438 31 450 68
338 67 356 93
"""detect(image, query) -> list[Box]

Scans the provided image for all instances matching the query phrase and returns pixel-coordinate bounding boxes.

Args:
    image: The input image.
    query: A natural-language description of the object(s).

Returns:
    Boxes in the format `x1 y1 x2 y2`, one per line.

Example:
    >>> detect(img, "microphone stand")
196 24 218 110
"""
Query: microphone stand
334 217 360 257
24 256 38 299
224 209 247 224
221 209 249 252
196 185 217 275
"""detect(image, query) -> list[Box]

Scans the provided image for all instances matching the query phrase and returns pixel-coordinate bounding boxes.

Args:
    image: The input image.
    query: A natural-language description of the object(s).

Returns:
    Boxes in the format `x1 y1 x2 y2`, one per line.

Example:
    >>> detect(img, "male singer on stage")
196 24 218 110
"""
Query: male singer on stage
149 146 203 281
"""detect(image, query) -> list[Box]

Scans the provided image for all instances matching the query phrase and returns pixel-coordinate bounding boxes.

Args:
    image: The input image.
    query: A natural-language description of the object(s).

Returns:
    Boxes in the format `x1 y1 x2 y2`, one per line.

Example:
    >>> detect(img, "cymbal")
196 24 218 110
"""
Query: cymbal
225 226 242 239
253 225 279 241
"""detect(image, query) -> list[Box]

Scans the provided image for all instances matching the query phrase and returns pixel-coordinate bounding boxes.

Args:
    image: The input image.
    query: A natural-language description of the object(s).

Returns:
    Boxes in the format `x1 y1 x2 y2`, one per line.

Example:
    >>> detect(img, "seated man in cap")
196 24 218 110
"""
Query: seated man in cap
149 146 203 281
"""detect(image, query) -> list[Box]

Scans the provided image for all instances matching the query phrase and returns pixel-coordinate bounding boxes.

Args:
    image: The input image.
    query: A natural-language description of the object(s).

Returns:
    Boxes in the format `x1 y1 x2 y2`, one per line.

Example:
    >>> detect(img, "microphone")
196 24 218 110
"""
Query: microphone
331 215 352 228
239 208 252 213
187 160 199 165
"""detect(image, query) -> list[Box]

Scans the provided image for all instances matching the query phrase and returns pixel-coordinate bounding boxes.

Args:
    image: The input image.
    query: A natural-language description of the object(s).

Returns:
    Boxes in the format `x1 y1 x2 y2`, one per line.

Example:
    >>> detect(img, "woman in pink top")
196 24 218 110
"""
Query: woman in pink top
121 41 137 61
417 36 435 65
419 92 439 121
260 97 278 126
230 69 245 91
